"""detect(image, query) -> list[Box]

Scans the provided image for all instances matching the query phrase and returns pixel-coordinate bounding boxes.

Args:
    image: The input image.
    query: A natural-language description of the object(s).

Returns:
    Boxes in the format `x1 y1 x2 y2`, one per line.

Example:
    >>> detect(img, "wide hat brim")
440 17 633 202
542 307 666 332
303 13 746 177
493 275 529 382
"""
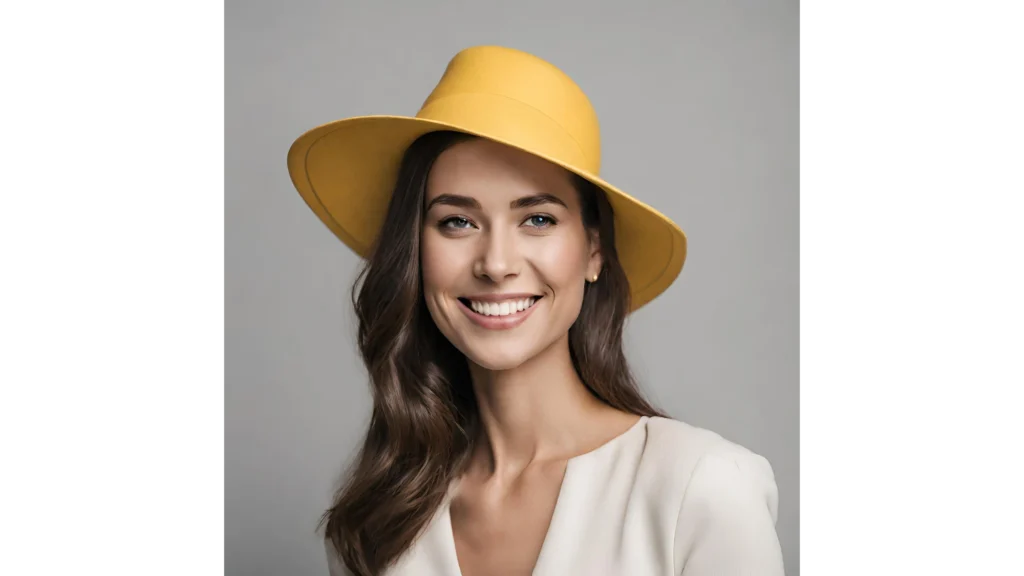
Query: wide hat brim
287 115 687 312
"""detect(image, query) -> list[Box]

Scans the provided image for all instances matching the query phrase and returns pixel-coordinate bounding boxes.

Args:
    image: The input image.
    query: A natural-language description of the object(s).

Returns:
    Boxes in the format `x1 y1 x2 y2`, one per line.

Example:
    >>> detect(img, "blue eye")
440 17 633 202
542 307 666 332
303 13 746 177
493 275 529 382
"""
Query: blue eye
525 215 556 228
441 216 473 229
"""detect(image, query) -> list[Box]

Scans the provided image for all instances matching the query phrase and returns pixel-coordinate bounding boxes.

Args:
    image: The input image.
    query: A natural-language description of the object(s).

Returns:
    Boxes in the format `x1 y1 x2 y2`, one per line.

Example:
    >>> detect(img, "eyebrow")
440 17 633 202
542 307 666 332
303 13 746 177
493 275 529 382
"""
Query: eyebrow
426 193 568 212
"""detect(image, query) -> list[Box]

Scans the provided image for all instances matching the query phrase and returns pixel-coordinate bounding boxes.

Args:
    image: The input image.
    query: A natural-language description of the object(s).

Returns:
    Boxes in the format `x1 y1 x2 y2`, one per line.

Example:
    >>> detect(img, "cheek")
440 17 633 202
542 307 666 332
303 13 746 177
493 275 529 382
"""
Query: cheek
529 234 590 290
420 232 470 302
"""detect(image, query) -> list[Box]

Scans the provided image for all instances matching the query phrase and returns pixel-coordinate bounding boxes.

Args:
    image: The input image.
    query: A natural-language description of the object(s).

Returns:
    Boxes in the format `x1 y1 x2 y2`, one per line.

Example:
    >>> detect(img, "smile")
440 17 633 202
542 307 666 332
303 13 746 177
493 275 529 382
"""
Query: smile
456 294 543 330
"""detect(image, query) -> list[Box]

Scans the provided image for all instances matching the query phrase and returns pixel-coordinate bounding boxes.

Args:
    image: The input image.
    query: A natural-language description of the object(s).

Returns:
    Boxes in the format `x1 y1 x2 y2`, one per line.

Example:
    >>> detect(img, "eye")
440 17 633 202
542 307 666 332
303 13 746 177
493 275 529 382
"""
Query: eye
439 216 474 230
524 214 557 228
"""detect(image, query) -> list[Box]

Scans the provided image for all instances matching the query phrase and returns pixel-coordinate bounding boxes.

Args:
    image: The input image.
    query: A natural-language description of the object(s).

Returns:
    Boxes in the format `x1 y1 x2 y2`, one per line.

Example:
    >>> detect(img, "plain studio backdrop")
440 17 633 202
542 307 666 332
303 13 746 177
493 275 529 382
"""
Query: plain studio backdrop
226 0 798 574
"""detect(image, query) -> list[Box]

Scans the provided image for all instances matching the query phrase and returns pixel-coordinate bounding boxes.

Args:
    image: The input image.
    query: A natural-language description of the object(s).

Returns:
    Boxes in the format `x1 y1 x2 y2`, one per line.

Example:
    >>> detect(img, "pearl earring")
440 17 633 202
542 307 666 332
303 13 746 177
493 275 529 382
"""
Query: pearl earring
591 274 598 282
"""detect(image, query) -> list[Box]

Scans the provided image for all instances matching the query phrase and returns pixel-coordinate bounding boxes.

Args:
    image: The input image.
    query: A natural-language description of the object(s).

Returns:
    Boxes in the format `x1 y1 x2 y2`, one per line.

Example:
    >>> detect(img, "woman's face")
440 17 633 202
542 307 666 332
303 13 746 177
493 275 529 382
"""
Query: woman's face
421 138 602 371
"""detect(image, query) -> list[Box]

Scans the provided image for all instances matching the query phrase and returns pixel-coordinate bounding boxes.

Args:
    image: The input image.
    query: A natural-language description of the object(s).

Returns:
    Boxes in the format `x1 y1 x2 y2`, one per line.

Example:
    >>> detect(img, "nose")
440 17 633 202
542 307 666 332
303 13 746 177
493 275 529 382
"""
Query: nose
474 225 520 282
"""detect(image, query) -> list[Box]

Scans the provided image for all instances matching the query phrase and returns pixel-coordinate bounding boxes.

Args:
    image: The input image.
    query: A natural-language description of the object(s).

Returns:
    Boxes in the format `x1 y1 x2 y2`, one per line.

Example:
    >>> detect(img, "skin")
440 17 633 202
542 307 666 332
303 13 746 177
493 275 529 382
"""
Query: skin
420 138 641 575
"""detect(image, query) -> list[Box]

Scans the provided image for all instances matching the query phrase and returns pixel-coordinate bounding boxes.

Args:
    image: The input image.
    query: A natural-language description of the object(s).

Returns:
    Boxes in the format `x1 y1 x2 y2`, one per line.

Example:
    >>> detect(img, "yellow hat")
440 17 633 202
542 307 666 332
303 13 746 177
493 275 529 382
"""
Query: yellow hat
287 45 687 311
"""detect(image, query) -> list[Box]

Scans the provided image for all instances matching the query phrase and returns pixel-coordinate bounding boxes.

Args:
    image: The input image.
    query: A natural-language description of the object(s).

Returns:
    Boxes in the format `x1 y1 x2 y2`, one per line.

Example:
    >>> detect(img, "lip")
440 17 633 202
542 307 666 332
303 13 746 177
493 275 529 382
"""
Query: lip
457 295 542 331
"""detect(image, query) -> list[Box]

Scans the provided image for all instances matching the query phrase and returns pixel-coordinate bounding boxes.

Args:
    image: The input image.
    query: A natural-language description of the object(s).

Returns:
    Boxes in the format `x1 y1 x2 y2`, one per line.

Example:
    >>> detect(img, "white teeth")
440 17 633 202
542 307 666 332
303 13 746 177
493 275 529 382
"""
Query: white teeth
468 297 538 317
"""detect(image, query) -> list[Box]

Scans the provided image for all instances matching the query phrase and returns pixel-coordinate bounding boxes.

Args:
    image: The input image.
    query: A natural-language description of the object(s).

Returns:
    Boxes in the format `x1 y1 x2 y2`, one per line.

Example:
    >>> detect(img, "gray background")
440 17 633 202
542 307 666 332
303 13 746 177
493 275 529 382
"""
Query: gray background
226 0 798 574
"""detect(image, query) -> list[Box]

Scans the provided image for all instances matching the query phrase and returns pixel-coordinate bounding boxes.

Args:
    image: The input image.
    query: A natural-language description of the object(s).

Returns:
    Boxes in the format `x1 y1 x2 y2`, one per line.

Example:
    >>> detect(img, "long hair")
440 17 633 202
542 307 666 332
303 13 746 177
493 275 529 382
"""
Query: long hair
321 130 667 575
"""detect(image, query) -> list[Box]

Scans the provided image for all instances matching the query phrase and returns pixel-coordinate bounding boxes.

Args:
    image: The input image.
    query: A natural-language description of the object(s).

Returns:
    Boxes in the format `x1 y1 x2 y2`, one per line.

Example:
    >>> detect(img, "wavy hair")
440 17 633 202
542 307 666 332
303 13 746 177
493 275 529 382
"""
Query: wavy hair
321 130 667 575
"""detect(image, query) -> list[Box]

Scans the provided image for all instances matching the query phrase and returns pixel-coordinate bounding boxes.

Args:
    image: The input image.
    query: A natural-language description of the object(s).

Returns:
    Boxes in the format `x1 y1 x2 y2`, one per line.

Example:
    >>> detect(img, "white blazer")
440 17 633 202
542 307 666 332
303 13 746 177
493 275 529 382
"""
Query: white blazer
326 415 785 575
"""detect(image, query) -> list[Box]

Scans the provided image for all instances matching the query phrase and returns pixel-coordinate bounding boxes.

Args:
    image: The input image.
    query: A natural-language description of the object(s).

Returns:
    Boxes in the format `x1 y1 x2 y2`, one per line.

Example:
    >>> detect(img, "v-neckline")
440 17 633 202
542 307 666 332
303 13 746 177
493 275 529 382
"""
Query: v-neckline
441 415 648 576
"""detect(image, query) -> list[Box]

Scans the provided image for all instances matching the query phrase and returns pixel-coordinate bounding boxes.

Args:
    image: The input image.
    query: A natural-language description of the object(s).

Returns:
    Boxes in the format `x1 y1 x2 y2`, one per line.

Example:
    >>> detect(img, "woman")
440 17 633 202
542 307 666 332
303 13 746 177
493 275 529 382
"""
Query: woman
287 46 784 576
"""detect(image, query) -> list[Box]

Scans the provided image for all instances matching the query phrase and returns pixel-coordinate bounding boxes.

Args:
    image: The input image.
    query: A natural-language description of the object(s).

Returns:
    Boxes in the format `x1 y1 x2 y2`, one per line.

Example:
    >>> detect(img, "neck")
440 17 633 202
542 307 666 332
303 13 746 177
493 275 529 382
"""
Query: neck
466 334 612 478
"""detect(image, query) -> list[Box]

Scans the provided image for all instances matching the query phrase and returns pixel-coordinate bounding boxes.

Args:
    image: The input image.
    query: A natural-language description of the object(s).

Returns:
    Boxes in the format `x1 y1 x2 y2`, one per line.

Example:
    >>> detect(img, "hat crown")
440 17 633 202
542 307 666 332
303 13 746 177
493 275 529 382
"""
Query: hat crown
415 46 602 174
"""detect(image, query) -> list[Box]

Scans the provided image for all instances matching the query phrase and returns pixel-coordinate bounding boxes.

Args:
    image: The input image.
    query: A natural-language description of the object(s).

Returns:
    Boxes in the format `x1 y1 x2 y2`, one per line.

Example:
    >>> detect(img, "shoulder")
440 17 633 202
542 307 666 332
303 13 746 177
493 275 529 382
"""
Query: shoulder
643 416 740 457
626 412 778 516
641 416 778 514
641 417 783 574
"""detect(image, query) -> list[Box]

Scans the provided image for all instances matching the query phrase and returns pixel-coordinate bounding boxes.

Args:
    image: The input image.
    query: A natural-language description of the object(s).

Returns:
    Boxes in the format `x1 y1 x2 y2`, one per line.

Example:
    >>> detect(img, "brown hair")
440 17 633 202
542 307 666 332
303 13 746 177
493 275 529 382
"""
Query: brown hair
320 130 667 575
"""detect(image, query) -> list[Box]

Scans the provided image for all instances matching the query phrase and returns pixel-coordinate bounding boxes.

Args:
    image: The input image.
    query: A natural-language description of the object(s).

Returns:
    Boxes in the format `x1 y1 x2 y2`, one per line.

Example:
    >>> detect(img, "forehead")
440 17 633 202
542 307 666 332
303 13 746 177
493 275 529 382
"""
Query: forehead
425 138 577 205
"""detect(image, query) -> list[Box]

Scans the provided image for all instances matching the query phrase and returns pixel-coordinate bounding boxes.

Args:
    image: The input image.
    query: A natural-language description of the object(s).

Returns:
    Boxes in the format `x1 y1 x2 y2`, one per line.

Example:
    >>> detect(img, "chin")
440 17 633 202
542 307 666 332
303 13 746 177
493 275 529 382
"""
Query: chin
460 344 537 371
428 315 539 371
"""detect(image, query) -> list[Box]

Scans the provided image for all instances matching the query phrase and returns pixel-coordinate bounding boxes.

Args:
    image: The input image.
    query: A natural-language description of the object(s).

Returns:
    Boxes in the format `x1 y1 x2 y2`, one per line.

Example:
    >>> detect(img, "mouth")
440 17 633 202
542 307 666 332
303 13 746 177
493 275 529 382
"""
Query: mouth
455 295 544 330
457 295 542 317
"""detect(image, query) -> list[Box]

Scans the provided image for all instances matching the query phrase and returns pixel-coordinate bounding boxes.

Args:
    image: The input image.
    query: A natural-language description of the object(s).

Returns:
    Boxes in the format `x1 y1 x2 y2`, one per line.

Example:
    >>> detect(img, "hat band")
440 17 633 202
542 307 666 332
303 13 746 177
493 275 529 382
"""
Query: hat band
416 92 596 174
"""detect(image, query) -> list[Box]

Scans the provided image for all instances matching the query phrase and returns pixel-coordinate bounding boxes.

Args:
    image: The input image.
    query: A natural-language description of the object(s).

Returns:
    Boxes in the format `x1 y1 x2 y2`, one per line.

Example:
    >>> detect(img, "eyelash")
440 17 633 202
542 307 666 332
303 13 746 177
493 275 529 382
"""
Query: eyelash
438 214 558 230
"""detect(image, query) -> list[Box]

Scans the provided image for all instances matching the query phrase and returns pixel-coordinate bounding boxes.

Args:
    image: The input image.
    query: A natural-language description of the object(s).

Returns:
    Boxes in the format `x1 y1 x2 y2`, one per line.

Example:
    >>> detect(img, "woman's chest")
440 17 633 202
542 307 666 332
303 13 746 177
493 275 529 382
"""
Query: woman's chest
448 472 564 576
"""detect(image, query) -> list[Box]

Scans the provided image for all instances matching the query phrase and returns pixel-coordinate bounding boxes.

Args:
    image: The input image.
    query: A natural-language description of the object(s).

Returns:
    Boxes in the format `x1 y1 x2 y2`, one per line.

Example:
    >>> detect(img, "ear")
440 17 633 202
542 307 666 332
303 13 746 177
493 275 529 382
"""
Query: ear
586 228 603 278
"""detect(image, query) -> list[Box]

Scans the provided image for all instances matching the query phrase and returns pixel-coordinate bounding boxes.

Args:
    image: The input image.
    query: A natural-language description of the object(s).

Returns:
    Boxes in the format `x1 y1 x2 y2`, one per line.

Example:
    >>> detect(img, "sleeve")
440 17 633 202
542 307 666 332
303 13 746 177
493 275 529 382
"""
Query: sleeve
325 537 354 576
673 448 785 576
